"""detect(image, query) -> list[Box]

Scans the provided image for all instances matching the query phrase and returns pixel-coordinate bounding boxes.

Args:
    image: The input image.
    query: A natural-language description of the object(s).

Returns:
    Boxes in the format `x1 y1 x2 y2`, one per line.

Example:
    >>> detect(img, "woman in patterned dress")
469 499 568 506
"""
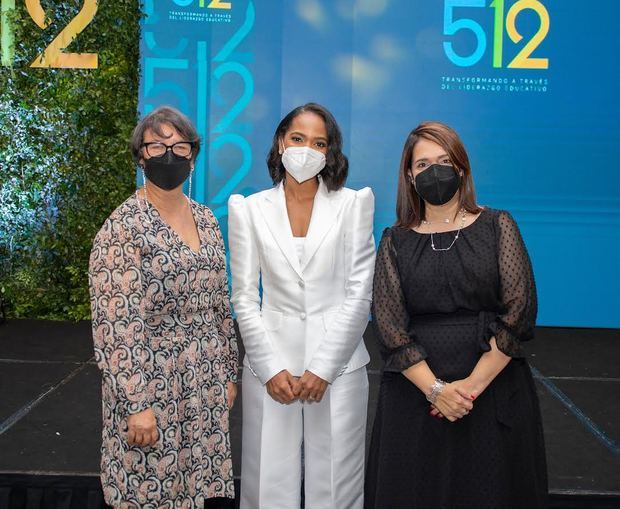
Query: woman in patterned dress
364 121 547 508
89 106 238 509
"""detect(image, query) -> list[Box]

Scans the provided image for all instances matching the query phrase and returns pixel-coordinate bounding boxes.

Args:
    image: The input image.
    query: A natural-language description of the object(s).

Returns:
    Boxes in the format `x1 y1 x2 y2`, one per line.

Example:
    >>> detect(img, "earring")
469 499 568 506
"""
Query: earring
188 168 193 201
141 167 149 202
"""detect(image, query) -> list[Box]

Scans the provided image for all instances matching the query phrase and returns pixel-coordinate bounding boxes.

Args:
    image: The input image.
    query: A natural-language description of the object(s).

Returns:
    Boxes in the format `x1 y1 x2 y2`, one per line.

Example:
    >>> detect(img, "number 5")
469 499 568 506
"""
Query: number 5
443 0 486 67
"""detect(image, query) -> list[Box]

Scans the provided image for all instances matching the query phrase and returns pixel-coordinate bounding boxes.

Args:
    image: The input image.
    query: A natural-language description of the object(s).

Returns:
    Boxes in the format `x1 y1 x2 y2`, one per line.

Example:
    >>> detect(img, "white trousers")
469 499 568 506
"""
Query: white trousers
240 366 369 509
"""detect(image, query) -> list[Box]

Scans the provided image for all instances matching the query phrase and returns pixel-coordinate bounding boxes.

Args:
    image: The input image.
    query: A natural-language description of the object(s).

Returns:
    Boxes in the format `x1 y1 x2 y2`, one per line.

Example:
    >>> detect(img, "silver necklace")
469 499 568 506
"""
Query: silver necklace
422 216 452 225
426 208 466 252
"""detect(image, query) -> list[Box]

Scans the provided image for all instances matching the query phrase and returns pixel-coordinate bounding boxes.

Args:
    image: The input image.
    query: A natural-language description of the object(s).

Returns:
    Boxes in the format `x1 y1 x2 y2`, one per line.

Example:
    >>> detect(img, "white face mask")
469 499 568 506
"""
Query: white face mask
281 146 326 184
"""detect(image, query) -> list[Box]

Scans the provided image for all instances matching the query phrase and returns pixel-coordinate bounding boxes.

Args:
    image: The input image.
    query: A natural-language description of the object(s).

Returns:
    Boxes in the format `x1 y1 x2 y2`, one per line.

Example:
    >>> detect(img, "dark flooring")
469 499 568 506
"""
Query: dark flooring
0 320 618 508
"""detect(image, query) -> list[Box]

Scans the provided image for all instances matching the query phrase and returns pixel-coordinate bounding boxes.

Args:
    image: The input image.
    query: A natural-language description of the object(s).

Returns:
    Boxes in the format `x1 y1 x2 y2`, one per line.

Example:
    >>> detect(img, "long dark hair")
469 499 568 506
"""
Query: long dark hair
395 121 481 228
266 103 348 191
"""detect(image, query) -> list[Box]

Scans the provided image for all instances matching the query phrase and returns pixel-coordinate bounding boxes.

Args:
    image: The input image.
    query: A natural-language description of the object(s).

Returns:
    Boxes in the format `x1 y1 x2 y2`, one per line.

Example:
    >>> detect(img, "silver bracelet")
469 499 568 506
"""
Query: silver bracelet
426 378 446 404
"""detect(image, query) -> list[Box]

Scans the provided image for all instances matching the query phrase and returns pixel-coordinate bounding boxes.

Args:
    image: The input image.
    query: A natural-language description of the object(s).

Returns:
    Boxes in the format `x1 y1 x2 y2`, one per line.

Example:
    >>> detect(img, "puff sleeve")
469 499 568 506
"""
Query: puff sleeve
227 194 287 384
487 211 537 357
372 228 427 371
306 188 376 383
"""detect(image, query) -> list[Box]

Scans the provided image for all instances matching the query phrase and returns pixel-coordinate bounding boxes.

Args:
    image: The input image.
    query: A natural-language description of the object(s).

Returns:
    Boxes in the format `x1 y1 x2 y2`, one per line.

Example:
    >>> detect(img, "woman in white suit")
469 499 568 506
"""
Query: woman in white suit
228 103 375 508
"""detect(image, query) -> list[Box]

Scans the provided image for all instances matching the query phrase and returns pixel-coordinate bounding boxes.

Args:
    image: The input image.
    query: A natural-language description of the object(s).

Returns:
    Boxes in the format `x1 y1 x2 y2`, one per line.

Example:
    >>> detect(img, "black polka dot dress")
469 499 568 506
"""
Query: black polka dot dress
364 209 548 509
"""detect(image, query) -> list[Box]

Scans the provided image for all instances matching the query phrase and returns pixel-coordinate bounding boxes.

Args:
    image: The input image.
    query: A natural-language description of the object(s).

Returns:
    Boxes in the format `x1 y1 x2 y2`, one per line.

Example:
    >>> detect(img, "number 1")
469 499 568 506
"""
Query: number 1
490 0 504 68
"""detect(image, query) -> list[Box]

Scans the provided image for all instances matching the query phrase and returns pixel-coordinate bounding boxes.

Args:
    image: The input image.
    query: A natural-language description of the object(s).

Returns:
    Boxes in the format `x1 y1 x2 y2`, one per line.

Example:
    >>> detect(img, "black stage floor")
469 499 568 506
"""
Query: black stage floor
0 320 618 509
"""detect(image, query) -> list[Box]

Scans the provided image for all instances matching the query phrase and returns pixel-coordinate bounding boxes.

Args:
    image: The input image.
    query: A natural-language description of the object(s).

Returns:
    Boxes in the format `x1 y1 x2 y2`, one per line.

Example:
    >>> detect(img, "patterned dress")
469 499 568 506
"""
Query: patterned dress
89 193 238 508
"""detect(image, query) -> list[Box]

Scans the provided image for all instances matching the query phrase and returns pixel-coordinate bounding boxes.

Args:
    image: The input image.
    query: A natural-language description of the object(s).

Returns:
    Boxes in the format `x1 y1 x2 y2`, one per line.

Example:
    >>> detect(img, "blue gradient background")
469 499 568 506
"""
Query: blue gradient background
140 0 620 328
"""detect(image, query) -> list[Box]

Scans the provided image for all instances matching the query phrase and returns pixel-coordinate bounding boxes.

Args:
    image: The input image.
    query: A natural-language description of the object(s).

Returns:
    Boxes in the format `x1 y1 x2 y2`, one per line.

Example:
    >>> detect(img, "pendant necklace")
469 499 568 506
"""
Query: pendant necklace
424 208 466 252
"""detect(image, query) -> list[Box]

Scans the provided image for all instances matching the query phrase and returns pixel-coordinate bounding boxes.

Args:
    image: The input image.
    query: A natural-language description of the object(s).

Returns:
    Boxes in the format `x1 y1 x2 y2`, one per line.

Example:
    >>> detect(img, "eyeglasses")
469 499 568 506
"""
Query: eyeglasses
141 141 194 158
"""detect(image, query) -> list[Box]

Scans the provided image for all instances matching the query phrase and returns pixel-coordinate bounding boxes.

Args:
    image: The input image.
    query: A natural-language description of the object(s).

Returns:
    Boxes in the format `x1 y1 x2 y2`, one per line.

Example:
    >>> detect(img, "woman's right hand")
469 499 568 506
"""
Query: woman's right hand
266 370 299 404
432 383 474 422
127 408 159 447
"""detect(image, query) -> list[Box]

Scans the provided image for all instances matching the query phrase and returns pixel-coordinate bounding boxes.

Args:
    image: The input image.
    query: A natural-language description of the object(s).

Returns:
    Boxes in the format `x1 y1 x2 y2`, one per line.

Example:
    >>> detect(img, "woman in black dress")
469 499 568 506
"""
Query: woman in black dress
365 121 547 509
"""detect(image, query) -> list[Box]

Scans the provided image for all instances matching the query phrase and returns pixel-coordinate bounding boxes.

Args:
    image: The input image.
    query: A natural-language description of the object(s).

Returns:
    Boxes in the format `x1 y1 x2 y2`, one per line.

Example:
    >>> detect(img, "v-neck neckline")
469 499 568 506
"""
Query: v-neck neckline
136 191 204 256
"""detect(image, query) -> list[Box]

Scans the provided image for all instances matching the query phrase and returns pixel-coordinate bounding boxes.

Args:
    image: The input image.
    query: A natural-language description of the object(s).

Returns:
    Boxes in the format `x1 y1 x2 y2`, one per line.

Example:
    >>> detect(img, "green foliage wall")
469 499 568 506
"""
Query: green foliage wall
0 0 141 319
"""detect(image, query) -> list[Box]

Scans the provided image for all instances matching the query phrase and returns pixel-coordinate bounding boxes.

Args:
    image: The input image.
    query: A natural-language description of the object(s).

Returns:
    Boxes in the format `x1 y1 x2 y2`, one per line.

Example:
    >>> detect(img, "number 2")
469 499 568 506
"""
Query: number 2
506 0 549 69
202 0 232 8
28 0 98 69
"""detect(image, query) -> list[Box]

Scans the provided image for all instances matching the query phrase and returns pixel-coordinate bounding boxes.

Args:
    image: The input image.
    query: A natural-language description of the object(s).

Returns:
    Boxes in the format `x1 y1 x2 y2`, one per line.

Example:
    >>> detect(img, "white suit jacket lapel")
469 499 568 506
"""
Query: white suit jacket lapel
258 183 303 279
301 180 342 272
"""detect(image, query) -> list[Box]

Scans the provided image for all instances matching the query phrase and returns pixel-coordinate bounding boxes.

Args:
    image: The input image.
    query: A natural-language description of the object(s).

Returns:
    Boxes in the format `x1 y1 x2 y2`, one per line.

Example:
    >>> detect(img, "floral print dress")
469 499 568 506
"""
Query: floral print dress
89 193 238 508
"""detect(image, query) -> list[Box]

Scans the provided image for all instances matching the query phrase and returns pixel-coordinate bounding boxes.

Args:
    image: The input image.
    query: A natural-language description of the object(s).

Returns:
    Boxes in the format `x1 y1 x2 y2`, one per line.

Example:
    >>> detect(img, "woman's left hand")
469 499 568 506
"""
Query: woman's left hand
451 377 481 403
297 370 328 403
227 381 238 409
430 377 481 419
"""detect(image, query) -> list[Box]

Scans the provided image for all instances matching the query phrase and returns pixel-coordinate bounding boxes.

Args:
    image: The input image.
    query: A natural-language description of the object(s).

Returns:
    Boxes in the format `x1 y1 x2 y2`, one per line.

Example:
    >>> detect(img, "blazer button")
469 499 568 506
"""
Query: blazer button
300 312 307 320
298 280 305 288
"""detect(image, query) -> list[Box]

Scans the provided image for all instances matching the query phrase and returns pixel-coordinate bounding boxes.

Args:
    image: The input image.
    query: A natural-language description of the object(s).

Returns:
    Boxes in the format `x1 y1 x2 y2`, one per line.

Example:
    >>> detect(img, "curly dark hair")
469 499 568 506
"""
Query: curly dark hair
266 103 348 191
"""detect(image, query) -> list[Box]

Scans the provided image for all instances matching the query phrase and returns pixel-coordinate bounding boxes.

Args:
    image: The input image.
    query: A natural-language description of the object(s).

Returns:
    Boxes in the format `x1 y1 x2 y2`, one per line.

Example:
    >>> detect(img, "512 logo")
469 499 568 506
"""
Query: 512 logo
443 0 550 69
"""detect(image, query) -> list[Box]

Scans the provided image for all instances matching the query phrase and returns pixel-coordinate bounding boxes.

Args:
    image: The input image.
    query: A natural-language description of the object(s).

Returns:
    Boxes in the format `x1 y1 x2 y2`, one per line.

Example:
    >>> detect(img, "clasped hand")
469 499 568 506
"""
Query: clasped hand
266 370 328 404
430 379 478 422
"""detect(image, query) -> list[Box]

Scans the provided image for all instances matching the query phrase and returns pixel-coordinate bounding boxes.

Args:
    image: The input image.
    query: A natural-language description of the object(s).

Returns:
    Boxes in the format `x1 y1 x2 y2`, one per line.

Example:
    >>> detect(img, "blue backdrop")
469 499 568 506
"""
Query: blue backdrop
139 0 620 328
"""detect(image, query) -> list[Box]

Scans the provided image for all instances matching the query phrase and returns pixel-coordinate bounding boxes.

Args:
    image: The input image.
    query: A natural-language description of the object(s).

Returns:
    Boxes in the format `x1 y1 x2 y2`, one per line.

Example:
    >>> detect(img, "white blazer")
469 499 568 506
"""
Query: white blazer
228 179 375 385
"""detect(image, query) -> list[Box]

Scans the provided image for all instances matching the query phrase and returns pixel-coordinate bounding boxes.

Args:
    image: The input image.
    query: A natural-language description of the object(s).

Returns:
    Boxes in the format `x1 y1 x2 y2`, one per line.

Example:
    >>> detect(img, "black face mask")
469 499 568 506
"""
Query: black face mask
414 164 461 206
143 151 191 191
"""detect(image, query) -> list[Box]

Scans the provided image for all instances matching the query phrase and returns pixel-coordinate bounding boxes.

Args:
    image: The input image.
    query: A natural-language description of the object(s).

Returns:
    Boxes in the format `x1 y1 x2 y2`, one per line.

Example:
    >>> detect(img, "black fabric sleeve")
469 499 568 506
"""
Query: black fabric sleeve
372 228 427 371
487 211 538 357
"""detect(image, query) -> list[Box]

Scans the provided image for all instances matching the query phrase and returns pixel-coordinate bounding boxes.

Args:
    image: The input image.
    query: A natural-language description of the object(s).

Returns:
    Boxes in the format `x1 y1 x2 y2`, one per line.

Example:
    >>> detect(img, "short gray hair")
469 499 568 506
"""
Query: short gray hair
130 106 201 163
